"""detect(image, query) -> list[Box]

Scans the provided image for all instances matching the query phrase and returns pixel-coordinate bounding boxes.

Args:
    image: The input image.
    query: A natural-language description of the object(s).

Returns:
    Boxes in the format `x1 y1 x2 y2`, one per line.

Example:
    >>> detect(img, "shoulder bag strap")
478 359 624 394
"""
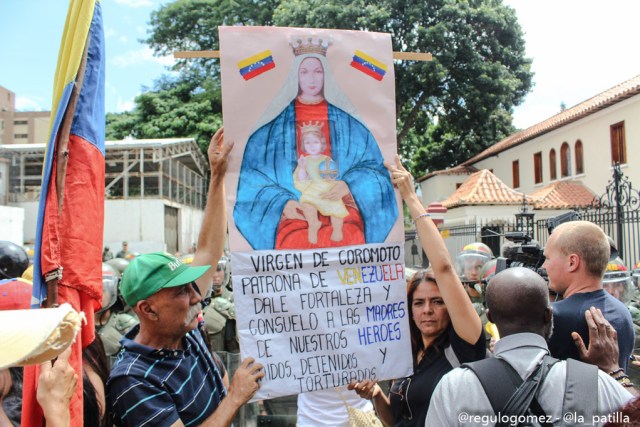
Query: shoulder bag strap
463 358 523 414
501 355 557 427
562 358 599 426
444 344 461 368
465 356 557 427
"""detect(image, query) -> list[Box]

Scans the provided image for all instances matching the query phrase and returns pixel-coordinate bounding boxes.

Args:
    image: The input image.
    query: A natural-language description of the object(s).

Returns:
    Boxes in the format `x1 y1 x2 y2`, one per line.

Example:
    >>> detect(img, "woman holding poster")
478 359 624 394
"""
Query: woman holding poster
349 156 486 427
233 37 397 250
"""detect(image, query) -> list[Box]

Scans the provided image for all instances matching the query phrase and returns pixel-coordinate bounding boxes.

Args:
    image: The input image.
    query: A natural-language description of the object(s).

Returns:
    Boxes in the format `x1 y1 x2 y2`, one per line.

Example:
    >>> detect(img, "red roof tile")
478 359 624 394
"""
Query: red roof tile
441 169 530 208
529 180 597 209
459 74 640 167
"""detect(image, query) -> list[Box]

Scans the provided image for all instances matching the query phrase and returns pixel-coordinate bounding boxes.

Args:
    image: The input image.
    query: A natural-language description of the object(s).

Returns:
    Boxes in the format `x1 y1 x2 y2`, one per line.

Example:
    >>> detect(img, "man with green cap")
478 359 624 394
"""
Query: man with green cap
106 128 264 427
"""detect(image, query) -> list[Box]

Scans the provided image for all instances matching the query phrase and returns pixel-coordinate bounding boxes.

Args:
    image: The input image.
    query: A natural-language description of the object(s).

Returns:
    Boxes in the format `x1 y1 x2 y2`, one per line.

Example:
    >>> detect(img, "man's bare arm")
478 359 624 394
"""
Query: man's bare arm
193 127 233 298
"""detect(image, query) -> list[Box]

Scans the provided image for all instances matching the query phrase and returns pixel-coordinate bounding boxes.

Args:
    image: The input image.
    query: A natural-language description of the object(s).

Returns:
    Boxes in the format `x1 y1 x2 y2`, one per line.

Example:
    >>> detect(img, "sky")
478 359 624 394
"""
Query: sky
1 0 640 130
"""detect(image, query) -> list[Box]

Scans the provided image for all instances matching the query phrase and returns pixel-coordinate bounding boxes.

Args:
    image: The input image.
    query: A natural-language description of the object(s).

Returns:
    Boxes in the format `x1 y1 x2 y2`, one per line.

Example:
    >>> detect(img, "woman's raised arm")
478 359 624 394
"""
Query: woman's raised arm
385 155 481 345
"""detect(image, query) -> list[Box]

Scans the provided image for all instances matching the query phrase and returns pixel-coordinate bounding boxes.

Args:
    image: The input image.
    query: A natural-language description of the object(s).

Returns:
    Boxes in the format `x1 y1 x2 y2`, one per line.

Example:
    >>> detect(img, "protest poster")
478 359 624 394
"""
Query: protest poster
220 26 412 400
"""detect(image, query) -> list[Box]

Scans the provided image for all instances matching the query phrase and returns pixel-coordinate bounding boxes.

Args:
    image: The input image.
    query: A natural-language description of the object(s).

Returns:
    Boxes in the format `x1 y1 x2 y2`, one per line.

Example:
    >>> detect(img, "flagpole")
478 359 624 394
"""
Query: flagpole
44 38 90 309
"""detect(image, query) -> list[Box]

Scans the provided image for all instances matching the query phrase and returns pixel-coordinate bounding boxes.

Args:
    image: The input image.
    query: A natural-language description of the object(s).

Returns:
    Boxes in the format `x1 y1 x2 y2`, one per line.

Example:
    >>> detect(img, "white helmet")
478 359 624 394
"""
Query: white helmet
603 258 632 303
99 262 119 313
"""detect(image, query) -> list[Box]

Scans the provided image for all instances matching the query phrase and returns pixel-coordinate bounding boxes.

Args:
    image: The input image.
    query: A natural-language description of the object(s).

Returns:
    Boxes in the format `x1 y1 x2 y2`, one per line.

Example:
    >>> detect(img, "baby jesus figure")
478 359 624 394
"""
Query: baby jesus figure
293 122 348 244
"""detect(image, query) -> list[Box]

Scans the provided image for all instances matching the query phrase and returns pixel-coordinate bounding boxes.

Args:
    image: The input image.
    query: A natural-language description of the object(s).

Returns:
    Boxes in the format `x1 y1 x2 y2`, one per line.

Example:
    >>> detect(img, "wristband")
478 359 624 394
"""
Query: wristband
413 213 431 223
609 368 624 377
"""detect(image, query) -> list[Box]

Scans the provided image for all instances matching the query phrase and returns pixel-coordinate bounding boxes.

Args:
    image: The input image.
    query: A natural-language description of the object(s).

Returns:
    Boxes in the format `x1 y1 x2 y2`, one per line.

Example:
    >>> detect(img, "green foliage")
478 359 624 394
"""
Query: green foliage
106 75 221 153
105 0 532 173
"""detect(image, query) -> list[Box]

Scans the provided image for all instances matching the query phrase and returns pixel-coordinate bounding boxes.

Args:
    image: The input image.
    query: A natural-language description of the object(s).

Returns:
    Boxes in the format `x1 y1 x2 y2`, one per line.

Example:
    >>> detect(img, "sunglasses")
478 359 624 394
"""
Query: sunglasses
389 377 413 420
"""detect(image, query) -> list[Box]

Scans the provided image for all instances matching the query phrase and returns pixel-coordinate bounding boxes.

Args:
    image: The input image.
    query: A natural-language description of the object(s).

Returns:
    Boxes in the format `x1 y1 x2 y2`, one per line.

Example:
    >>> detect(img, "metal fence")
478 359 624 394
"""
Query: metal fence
533 207 640 269
437 221 520 261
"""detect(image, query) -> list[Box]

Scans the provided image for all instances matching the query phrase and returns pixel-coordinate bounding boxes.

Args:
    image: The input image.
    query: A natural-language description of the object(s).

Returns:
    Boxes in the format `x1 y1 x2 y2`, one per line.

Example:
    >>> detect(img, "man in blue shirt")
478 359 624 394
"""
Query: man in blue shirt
107 129 264 427
544 221 635 370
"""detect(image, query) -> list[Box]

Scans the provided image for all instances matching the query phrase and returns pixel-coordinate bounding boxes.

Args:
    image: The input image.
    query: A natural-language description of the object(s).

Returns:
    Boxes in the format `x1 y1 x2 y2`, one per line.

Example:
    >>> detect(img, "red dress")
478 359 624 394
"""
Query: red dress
275 99 365 249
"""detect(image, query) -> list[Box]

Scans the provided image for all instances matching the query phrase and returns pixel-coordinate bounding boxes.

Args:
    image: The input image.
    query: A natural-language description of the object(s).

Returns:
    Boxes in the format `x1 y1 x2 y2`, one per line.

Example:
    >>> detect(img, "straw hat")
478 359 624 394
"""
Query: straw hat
0 303 83 369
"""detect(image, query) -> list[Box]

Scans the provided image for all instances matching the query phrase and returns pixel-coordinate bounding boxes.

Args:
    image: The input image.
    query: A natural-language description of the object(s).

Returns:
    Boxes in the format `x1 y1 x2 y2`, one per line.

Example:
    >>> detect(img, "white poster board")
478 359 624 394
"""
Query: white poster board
220 26 412 400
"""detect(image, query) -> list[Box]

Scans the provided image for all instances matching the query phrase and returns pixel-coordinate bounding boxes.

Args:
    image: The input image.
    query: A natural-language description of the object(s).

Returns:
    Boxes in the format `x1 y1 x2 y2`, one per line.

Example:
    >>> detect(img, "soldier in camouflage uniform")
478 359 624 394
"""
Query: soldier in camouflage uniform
97 260 138 358
202 257 239 353
455 242 494 317
626 260 640 384
601 257 639 384
455 243 494 349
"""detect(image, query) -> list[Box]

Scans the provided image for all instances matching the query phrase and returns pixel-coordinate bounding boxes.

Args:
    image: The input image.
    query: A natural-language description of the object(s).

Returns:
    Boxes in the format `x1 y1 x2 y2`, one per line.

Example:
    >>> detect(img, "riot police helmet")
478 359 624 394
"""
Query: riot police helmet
0 241 29 280
106 258 130 275
455 242 494 284
212 256 232 293
602 257 632 303
99 262 119 313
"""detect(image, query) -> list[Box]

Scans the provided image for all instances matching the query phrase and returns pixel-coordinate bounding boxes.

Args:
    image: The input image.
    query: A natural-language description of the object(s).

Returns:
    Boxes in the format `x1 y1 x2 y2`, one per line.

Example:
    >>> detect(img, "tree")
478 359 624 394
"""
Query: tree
107 0 532 175
106 75 222 153
106 0 278 152
272 0 532 172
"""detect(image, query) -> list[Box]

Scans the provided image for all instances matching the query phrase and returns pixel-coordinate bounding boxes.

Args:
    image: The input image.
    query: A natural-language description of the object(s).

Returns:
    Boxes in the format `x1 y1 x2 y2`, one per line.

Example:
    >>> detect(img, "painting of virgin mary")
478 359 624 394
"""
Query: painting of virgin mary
233 37 397 250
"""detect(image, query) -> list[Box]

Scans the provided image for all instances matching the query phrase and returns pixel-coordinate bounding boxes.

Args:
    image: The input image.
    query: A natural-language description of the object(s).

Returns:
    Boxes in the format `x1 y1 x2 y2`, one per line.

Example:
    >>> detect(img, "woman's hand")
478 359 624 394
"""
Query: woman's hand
322 180 350 201
385 155 417 202
37 346 77 426
282 200 306 221
347 379 380 400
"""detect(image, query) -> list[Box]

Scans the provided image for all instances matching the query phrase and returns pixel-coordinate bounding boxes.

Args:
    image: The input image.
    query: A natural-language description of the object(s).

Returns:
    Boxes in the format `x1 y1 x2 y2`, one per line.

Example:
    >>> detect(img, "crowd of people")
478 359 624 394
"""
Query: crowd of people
1 127 640 427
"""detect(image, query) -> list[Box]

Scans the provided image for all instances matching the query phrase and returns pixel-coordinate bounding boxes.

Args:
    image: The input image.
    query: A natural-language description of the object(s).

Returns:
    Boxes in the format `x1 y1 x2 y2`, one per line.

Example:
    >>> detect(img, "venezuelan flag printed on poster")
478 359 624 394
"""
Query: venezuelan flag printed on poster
350 50 387 81
23 0 105 426
237 50 276 80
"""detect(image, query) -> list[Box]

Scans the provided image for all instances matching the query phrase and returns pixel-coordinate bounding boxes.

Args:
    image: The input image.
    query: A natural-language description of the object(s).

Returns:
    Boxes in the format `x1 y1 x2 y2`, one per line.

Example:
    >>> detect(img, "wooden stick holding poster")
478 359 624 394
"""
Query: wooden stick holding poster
220 26 412 400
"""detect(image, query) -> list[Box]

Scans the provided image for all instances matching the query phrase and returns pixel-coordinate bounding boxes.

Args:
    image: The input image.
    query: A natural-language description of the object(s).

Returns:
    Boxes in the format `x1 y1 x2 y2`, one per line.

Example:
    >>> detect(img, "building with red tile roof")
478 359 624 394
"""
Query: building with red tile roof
419 73 640 216
440 169 530 209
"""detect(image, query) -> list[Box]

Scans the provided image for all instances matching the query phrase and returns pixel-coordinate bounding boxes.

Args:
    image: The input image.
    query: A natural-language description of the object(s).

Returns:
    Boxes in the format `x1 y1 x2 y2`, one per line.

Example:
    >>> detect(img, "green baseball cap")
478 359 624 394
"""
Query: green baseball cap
120 252 210 306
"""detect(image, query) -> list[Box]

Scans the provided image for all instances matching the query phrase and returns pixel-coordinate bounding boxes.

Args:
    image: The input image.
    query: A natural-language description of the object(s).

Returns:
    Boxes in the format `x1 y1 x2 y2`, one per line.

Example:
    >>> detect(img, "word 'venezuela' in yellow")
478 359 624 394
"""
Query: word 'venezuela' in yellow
336 263 405 285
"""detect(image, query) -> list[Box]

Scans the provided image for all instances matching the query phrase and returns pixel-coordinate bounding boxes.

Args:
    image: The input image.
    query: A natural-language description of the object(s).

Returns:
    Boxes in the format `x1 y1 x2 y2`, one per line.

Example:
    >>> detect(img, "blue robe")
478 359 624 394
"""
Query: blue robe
234 101 397 250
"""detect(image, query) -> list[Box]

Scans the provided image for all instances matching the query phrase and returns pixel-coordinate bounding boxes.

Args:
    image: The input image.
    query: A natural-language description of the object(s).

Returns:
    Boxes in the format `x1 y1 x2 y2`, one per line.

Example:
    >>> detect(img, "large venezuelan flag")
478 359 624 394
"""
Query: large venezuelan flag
22 1 105 426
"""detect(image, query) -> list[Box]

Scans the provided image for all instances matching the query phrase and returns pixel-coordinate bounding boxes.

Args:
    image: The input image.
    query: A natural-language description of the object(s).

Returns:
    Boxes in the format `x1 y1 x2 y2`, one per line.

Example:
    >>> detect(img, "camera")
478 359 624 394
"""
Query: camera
494 211 581 280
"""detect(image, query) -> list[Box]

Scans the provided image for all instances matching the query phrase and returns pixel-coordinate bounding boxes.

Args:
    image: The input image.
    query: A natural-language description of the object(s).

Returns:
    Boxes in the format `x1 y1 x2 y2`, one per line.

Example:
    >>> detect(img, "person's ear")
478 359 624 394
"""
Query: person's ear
486 309 493 324
567 254 580 272
137 300 158 320
543 307 552 324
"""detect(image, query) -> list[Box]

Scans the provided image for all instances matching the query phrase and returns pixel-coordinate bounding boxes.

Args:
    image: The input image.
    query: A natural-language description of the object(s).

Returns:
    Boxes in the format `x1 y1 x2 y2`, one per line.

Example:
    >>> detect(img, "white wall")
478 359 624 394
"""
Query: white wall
99 199 205 255
103 199 166 254
0 205 24 244
178 203 204 255
0 159 9 205
17 198 205 255
18 201 37 244
442 205 523 226
419 174 468 205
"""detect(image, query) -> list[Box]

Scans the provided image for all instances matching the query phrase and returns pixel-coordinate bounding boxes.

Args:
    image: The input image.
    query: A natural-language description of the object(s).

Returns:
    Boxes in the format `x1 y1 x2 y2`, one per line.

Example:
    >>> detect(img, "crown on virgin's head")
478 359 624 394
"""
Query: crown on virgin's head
299 121 325 136
290 37 331 57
